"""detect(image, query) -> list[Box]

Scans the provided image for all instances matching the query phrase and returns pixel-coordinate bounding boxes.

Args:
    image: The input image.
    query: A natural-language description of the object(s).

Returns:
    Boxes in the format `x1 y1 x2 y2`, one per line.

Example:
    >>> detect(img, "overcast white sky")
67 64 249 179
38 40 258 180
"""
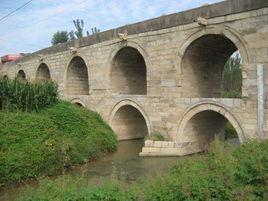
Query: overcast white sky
0 0 222 56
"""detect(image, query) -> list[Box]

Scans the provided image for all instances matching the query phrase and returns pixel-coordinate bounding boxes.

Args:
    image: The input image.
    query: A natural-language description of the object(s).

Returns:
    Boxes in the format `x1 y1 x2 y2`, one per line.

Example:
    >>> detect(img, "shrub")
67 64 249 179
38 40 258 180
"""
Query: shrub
18 178 137 201
0 101 117 186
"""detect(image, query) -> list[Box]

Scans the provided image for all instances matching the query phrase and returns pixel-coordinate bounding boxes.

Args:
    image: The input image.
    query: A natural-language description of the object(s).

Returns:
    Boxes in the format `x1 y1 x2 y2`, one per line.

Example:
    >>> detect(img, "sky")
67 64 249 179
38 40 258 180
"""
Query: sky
0 0 222 56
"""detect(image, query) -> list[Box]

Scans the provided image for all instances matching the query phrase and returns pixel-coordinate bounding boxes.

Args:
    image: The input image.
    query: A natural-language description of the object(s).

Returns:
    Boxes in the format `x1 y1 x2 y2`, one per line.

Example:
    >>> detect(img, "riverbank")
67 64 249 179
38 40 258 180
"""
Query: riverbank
0 101 117 186
16 139 268 201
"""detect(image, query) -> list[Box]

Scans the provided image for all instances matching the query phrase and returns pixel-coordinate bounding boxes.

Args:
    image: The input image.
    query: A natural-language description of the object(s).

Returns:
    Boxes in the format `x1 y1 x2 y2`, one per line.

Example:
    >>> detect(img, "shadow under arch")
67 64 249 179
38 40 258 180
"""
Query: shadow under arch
35 62 51 82
108 41 151 95
109 99 151 140
176 101 245 145
177 26 249 98
17 69 27 81
178 25 250 66
64 55 90 95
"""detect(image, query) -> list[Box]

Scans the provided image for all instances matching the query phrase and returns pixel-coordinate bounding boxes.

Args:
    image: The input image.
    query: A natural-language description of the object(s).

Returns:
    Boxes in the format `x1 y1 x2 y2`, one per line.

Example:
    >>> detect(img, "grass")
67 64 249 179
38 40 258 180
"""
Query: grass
0 101 117 186
17 139 268 201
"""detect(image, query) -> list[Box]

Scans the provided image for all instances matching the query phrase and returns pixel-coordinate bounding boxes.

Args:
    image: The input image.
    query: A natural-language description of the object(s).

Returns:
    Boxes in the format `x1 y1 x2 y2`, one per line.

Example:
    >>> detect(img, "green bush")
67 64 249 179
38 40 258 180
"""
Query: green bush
0 76 58 112
19 178 137 201
0 101 117 186
143 140 268 201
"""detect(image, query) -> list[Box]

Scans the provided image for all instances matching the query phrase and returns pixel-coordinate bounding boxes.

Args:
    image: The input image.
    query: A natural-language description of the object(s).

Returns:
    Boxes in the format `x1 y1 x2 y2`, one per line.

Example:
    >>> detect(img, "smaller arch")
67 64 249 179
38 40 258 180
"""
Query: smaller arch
177 102 245 144
65 55 90 95
70 98 85 107
109 99 151 140
35 63 51 82
17 69 26 81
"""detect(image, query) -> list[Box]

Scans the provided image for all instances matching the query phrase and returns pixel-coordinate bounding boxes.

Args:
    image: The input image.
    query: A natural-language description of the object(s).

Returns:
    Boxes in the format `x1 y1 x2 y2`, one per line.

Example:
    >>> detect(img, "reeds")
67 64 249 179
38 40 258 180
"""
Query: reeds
0 76 58 112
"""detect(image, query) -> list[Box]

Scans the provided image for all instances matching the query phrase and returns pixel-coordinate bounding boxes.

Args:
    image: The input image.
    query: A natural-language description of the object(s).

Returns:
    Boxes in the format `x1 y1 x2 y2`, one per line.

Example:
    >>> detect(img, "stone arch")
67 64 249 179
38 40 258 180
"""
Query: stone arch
177 101 245 145
109 99 151 140
109 41 149 95
17 69 26 81
178 26 249 98
70 98 85 107
35 63 51 82
65 55 89 95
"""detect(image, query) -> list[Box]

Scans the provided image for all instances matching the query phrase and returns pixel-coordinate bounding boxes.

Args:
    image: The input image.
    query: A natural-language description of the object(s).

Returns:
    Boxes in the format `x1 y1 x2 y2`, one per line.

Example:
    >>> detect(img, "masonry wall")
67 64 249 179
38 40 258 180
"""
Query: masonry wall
1 2 268 152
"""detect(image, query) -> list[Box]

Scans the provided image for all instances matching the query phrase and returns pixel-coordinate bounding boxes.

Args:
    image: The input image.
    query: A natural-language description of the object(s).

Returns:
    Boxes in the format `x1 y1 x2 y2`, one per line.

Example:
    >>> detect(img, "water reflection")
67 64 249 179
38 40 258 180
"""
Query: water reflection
67 139 178 183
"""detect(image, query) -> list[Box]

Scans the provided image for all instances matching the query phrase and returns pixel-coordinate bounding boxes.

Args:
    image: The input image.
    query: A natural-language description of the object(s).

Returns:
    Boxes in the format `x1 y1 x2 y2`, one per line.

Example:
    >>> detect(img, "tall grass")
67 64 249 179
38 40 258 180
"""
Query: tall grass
0 76 58 111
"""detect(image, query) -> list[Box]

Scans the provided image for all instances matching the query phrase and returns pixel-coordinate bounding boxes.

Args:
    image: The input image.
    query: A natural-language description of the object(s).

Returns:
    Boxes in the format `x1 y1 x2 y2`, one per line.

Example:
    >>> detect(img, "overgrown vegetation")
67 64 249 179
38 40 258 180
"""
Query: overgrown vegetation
0 77 117 186
18 140 268 201
0 76 58 112
0 101 117 186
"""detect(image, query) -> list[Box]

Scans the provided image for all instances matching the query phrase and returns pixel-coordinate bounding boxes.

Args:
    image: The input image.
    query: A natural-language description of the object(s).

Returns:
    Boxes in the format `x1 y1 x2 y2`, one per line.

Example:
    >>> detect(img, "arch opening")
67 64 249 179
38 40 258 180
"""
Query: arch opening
110 47 147 95
17 70 26 81
36 63 51 82
181 110 240 152
66 56 89 95
74 102 83 107
111 105 149 140
181 34 242 98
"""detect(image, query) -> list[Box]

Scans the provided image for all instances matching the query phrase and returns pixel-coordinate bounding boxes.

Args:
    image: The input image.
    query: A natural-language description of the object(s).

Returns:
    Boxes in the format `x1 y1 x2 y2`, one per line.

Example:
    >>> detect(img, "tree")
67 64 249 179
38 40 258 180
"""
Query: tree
51 31 69 45
221 52 242 98
69 19 84 40
69 19 100 40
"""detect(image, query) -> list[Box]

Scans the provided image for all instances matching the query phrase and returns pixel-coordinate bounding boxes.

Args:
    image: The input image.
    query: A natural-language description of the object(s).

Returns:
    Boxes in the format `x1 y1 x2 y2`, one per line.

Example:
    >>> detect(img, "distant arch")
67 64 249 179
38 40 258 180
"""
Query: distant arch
71 98 85 107
17 69 26 81
65 56 89 95
35 63 51 82
109 99 151 140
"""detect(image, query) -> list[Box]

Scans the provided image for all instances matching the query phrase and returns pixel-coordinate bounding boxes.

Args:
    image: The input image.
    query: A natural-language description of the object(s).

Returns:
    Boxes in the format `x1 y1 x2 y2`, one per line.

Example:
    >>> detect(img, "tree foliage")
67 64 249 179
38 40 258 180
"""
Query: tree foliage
69 19 100 40
221 52 242 98
51 31 70 45
69 19 84 40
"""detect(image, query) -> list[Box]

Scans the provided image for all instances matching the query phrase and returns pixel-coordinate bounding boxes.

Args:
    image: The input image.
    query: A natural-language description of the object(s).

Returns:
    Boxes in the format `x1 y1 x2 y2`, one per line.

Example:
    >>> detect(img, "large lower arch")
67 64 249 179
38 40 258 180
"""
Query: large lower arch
65 56 89 95
109 100 150 140
177 102 245 150
179 26 249 98
110 46 147 95
35 63 51 82
17 69 26 81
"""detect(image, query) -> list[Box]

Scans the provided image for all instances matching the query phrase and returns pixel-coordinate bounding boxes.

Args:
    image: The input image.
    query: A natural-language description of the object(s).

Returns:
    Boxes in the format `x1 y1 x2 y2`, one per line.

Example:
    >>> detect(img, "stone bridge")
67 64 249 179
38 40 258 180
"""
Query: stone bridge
1 0 268 156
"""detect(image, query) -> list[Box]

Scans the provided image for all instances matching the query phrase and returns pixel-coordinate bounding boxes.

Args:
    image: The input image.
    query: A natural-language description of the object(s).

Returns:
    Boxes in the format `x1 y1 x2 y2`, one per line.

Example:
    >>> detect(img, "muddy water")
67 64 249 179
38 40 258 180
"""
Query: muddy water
0 139 178 201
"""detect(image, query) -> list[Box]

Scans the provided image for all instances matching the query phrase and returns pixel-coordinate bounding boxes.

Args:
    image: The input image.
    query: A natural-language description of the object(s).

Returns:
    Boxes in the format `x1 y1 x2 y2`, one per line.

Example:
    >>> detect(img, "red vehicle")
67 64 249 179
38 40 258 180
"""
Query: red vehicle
1 54 22 63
